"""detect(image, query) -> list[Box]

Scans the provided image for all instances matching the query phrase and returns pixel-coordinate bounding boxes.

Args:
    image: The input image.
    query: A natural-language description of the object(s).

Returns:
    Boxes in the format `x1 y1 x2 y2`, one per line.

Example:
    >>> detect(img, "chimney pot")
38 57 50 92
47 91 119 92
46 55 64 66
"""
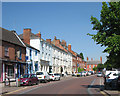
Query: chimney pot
23 28 31 45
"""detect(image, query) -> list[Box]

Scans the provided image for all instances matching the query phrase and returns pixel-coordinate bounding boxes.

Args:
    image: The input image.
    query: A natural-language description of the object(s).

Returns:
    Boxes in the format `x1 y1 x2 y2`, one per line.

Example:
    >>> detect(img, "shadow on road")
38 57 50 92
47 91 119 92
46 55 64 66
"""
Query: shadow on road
82 84 119 91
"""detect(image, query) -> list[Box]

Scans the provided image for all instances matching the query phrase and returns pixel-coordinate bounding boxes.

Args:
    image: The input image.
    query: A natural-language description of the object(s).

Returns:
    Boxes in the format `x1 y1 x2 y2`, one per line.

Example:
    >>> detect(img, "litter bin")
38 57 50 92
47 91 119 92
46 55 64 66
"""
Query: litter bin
16 78 20 87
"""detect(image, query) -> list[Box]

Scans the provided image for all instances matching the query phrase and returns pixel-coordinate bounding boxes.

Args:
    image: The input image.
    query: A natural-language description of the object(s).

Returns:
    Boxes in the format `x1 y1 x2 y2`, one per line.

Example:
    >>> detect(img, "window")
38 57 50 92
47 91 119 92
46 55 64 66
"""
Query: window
30 49 32 60
35 50 37 56
5 46 9 56
89 65 91 68
19 49 22 59
17 48 22 59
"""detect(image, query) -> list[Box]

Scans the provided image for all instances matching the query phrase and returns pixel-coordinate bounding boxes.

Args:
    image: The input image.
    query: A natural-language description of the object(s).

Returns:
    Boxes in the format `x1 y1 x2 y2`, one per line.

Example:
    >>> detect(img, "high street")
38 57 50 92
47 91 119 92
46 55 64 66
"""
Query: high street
3 75 105 96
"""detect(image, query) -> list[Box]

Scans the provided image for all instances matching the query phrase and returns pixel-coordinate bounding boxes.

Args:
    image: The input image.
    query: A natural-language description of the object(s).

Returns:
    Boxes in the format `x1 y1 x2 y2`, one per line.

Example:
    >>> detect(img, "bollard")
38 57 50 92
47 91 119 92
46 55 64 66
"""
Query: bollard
16 78 20 87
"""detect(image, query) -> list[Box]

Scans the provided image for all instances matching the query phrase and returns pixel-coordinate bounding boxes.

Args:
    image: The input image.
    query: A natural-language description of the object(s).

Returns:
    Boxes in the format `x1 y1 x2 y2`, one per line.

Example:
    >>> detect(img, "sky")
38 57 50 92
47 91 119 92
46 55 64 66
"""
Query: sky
2 2 108 63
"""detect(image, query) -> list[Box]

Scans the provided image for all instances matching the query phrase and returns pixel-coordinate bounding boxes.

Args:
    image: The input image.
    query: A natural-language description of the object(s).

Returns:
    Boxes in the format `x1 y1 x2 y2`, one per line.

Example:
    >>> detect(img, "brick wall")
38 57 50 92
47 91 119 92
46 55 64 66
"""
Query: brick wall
1 41 26 62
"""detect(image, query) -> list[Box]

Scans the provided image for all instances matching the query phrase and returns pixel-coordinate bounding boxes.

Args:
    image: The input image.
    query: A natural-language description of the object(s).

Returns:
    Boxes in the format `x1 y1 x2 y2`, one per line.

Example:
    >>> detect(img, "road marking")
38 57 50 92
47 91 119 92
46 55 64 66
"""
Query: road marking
4 87 28 95
87 79 96 96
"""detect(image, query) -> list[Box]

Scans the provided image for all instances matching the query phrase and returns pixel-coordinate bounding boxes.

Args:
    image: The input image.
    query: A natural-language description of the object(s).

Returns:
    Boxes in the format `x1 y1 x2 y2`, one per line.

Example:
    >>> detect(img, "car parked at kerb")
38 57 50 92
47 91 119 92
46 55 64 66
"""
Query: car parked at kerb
49 73 61 81
20 74 39 86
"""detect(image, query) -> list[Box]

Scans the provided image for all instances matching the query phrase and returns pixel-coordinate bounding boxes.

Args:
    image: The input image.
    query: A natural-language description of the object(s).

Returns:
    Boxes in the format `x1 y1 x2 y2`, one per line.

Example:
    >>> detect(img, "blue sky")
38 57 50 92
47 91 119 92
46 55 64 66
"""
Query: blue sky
2 2 108 63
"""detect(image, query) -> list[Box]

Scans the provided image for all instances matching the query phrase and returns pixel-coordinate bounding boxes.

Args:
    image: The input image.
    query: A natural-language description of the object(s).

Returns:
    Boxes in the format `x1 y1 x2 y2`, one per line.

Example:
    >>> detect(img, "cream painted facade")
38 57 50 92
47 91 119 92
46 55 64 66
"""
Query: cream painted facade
52 45 72 75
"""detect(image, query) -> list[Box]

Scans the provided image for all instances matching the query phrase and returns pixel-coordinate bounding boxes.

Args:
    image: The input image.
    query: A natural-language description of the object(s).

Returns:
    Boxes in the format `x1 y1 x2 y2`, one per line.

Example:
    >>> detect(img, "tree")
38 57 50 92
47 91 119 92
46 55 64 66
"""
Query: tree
93 67 97 71
87 2 120 68
78 68 84 72
80 52 84 60
97 64 104 71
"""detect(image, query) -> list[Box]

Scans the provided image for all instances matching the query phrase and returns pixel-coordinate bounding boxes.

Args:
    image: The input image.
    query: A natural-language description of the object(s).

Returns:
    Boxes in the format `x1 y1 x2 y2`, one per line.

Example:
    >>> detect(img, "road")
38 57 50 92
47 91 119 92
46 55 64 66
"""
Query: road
4 75 104 96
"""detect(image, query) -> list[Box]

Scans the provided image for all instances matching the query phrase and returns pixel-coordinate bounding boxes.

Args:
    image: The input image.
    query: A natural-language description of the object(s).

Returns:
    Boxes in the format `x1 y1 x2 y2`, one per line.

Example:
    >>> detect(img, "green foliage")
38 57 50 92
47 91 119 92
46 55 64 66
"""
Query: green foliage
78 68 84 72
93 67 97 71
79 52 84 60
97 64 104 71
88 2 120 68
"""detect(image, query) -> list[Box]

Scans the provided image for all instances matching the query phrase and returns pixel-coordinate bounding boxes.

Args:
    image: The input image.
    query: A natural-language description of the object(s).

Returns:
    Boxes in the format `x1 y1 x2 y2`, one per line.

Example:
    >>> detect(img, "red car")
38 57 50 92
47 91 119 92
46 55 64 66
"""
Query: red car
20 74 39 86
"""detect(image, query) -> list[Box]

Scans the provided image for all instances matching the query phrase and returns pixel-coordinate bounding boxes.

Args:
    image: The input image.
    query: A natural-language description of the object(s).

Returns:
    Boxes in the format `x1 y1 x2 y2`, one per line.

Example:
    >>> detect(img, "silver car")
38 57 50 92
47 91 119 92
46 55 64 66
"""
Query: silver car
97 72 103 77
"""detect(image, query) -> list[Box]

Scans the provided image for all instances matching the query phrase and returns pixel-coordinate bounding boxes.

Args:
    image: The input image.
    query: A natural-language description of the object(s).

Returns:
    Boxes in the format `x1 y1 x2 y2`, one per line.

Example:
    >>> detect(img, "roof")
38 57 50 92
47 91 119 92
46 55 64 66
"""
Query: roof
19 32 40 40
86 61 101 65
52 43 68 54
25 43 40 52
0 27 25 47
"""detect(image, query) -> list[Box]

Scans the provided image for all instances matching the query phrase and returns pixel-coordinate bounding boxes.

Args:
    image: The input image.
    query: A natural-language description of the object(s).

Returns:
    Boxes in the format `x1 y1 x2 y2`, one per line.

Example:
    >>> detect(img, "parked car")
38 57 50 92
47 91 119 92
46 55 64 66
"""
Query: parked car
117 74 120 90
81 71 87 76
20 74 39 86
87 71 91 76
89 71 94 75
97 72 103 77
104 71 119 89
36 71 50 83
75 72 82 77
49 73 61 81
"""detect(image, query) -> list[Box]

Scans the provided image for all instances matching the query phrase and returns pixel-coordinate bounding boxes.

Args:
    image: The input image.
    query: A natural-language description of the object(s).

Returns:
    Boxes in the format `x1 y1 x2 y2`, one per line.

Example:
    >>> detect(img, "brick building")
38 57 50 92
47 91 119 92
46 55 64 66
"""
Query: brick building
0 28 26 82
68 44 78 73
85 57 102 71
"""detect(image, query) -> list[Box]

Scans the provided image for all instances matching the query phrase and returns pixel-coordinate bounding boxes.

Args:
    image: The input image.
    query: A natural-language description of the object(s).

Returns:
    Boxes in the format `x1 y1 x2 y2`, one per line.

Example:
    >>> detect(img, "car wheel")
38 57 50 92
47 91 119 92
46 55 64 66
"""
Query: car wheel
58 78 60 81
28 81 32 86
44 79 48 83
36 81 39 85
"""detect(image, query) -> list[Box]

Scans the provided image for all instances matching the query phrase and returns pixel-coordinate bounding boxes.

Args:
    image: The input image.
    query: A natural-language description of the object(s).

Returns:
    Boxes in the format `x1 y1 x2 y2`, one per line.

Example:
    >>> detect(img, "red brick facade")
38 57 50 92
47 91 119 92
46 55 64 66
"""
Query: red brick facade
0 41 26 82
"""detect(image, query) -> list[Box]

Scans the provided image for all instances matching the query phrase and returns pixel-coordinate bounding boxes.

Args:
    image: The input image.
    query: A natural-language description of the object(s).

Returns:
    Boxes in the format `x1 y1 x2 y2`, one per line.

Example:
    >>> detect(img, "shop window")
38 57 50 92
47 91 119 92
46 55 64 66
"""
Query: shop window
8 65 14 78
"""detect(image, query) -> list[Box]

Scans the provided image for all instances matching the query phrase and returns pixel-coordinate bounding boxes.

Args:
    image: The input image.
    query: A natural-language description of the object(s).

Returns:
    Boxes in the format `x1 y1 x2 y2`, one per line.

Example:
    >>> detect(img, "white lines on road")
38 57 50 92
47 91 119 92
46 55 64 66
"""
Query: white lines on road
87 79 96 96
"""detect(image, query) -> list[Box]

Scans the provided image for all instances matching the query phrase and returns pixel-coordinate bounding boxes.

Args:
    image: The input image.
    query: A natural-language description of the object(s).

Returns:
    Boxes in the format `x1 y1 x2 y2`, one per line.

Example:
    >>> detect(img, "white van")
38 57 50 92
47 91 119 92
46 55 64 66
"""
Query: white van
36 71 50 83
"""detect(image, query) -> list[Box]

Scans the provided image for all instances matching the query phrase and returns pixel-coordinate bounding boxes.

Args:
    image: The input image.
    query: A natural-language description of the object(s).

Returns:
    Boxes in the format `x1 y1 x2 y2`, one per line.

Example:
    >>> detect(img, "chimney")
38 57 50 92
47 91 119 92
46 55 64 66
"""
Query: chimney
61 40 67 46
36 31 41 38
100 57 102 64
87 57 89 61
23 28 31 45
46 39 51 44
54 36 57 40
68 44 71 51
91 58 93 61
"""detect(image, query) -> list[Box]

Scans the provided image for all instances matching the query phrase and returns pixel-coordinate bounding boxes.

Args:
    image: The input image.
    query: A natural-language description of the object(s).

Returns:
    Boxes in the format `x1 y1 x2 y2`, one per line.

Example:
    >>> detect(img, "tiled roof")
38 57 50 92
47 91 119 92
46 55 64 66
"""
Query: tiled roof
19 33 40 40
86 61 101 65
0 27 25 47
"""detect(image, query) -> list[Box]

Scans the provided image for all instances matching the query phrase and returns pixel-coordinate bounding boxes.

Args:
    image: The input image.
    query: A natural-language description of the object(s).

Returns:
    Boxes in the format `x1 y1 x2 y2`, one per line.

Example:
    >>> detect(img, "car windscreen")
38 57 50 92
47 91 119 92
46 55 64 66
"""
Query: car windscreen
22 74 30 78
54 74 60 76
98 72 102 74
49 74 53 76
36 72 43 75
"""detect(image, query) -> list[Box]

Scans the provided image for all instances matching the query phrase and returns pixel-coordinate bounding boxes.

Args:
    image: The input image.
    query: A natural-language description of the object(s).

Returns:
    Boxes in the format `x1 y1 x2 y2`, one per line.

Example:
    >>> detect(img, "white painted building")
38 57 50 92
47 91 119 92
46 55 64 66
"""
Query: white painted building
52 44 72 75
25 44 40 74
30 33 52 73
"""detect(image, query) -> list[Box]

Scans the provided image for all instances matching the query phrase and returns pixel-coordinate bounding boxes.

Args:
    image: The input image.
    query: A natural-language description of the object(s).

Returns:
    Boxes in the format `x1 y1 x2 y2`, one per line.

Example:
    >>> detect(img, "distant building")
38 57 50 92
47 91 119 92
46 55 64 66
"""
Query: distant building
85 57 102 71
51 37 72 75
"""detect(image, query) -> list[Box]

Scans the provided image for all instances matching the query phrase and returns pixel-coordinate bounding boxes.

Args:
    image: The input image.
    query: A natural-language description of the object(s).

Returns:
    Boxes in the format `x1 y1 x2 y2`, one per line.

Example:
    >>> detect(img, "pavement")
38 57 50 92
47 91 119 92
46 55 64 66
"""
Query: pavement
0 75 119 95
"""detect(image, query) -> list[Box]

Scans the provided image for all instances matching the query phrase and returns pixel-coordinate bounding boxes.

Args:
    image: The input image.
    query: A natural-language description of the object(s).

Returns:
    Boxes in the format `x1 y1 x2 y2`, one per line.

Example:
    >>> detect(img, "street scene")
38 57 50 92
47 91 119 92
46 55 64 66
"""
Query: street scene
0 0 120 96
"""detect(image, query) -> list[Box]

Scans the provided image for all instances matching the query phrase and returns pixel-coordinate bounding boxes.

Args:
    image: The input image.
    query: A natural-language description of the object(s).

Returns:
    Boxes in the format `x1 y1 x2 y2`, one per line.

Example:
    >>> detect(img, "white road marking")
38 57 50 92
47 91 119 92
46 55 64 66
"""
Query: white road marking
87 79 96 96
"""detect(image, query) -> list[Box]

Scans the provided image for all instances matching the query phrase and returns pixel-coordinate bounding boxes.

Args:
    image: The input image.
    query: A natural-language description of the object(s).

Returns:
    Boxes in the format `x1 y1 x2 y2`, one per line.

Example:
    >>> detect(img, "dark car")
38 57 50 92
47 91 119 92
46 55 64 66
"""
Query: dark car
20 74 39 86
117 74 120 90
